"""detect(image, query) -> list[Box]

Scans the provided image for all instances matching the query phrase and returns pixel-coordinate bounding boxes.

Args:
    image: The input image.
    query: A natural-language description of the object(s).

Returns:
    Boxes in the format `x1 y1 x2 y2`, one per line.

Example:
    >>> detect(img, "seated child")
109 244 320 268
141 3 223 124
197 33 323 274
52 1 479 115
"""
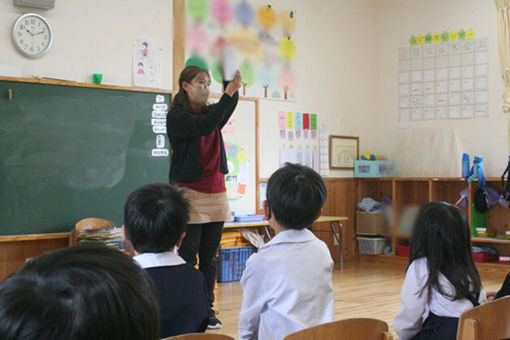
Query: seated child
238 163 335 340
0 243 160 340
394 202 487 340
124 183 209 338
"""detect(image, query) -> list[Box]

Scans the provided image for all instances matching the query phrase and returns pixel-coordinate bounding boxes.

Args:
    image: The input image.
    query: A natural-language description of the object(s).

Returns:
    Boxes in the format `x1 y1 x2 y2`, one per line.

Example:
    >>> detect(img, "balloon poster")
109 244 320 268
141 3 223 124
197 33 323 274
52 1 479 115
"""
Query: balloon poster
184 0 297 101
224 142 250 200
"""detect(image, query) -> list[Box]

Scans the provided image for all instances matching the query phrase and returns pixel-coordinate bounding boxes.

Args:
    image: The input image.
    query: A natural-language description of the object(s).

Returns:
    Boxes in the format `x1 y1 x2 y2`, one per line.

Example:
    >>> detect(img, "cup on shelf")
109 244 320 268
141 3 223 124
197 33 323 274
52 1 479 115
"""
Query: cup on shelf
92 73 103 85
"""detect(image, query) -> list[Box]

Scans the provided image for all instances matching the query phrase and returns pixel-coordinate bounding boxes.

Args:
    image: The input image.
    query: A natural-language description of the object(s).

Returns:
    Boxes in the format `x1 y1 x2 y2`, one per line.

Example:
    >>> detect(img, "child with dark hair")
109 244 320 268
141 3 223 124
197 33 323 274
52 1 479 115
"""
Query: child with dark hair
0 244 160 340
394 202 487 340
238 163 334 340
123 183 209 338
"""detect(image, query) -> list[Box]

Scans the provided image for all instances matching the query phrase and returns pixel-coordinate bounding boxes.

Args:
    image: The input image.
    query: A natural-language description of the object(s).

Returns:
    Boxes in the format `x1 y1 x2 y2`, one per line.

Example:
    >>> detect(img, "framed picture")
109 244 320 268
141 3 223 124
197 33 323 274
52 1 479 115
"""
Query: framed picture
329 136 359 169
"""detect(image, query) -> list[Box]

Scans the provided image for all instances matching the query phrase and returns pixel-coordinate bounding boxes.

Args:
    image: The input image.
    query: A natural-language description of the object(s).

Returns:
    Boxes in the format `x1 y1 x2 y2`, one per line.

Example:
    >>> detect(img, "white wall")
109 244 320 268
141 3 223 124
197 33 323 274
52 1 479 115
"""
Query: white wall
257 0 378 178
373 0 508 177
7 1 503 178
0 0 173 88
0 0 379 179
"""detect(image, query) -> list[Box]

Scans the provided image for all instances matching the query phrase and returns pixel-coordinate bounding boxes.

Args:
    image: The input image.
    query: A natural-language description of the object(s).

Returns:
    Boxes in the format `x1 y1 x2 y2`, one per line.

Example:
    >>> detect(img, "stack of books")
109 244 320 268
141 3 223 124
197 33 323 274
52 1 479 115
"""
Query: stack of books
78 225 125 251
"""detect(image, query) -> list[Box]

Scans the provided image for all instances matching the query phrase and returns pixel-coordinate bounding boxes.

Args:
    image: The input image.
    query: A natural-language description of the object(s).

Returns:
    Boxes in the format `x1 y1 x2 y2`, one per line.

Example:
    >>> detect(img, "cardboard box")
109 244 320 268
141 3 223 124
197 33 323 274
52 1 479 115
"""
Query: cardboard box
356 211 387 235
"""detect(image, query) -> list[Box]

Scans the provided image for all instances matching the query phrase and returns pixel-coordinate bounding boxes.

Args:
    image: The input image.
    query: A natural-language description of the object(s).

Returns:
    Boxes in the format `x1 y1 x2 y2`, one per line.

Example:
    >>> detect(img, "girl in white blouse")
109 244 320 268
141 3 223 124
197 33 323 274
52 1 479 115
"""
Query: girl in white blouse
394 202 487 340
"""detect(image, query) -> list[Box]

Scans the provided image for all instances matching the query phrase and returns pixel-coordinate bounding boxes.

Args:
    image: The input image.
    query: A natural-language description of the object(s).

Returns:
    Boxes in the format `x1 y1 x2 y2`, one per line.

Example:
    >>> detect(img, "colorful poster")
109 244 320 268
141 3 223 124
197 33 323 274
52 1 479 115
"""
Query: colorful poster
224 142 250 200
221 118 235 134
278 111 286 129
134 37 162 88
184 0 297 101
295 112 302 139
310 114 318 130
286 112 295 130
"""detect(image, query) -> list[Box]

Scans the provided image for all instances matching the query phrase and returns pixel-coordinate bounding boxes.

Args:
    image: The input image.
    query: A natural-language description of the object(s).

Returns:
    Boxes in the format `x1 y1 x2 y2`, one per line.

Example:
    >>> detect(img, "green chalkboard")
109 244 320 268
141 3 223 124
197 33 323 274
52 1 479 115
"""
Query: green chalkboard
0 80 171 235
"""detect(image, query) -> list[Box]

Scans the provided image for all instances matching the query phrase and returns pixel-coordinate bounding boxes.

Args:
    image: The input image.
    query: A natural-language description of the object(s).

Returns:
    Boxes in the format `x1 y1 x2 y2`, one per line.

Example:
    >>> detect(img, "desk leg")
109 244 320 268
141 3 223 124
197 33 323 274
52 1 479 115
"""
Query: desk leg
329 222 343 272
264 226 272 240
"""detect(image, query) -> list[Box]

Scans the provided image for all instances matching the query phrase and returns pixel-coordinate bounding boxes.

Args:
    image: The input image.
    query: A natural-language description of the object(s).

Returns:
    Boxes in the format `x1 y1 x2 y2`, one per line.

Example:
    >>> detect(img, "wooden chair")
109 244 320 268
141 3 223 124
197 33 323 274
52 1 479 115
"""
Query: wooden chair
161 334 235 340
284 318 393 340
457 295 510 340
71 217 115 245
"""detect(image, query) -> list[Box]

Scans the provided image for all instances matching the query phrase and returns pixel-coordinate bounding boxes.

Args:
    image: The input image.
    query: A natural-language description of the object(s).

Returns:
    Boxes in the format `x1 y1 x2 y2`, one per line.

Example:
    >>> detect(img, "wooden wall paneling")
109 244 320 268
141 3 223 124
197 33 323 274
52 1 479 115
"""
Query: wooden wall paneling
0 236 70 282
320 179 357 261
430 180 469 216
173 0 186 89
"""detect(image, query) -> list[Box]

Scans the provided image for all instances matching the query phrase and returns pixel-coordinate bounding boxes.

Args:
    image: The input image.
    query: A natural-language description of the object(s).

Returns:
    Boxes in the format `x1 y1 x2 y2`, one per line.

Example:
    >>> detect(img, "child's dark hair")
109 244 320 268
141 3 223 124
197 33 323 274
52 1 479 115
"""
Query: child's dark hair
410 201 481 300
0 243 159 340
266 163 327 229
124 183 190 253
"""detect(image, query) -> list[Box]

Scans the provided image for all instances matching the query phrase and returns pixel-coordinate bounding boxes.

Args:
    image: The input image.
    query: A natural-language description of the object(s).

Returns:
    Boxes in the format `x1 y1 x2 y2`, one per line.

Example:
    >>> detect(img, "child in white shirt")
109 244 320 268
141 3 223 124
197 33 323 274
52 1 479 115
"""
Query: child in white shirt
394 202 487 340
238 163 334 340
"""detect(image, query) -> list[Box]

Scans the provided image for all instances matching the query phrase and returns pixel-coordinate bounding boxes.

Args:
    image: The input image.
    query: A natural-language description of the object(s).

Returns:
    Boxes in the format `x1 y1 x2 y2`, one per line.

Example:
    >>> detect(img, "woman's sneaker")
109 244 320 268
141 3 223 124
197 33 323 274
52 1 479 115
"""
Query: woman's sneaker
208 309 222 329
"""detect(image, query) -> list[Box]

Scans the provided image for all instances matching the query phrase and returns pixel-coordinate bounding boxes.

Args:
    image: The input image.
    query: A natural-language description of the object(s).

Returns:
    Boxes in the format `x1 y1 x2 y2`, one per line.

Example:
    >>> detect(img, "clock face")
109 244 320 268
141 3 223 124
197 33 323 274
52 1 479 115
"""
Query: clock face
12 13 53 57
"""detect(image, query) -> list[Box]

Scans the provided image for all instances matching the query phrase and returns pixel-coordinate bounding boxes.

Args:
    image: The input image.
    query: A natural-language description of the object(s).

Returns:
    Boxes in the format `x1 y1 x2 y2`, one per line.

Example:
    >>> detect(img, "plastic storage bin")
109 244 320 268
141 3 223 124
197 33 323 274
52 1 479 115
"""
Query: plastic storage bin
397 245 410 257
499 256 510 265
217 246 256 282
354 160 396 178
472 252 498 263
357 237 388 254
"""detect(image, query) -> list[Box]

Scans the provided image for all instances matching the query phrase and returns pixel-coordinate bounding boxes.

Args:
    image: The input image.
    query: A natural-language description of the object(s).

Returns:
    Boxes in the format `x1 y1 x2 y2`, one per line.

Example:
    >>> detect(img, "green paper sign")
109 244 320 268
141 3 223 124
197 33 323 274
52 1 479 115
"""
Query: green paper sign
310 114 317 130
185 56 209 71
408 35 417 46
458 29 466 40
239 62 256 87
187 0 209 21
441 31 450 42
425 33 433 44
212 61 223 83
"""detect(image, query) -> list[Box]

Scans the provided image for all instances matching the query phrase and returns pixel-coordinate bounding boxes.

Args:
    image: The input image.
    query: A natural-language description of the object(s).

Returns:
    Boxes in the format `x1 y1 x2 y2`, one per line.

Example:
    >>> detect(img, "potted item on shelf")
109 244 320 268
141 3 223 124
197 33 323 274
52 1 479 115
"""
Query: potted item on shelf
475 227 497 238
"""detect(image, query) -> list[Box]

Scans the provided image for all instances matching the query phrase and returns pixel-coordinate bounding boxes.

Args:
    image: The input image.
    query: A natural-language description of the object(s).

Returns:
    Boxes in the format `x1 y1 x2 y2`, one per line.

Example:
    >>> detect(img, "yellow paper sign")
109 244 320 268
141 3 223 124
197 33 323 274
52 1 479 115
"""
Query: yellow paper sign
432 32 441 43
279 38 297 61
450 30 458 41
466 29 475 40
256 5 277 30
287 112 295 130
229 29 263 61
280 10 296 36
417 34 425 45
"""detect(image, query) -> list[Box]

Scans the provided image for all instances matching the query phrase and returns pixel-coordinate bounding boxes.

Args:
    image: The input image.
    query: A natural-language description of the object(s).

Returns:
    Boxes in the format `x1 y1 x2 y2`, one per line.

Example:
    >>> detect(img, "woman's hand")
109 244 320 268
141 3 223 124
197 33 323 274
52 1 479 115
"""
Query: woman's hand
225 71 242 97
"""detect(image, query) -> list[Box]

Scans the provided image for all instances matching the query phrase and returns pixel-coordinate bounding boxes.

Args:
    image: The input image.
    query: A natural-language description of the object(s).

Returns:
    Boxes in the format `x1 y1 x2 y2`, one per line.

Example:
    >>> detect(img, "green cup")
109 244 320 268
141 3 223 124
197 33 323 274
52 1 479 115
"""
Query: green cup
92 73 103 84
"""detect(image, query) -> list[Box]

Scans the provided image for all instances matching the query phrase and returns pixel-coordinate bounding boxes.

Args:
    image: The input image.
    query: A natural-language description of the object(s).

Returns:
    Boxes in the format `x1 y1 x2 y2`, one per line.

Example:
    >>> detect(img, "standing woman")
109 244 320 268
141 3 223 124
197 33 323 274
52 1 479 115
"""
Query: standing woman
167 66 241 329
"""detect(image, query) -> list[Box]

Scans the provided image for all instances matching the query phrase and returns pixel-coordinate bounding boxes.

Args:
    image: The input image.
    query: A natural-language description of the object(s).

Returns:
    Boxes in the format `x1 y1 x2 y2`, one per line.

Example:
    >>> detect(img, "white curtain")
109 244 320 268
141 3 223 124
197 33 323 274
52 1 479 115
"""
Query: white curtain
495 0 510 150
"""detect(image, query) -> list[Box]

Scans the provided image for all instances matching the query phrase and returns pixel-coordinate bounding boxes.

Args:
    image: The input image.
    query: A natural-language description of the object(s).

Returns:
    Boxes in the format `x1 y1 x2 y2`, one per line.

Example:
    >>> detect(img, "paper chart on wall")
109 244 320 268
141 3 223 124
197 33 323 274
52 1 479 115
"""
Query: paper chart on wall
133 37 162 88
398 35 489 121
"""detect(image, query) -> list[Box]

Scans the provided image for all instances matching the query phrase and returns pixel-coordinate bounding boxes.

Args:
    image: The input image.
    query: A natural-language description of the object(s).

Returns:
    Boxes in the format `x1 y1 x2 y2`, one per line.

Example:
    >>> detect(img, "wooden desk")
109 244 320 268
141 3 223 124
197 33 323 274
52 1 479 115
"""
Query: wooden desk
224 216 348 271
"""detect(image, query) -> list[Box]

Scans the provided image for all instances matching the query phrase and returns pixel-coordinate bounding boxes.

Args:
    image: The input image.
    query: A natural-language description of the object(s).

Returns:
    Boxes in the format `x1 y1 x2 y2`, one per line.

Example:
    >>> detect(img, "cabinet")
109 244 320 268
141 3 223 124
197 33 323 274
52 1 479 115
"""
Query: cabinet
355 178 510 269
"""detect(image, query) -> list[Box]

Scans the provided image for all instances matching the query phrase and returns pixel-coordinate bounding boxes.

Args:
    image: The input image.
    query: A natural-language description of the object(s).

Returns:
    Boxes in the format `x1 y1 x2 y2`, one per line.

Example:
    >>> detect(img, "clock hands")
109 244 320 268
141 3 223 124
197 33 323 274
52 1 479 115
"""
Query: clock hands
33 30 45 36
25 29 34 36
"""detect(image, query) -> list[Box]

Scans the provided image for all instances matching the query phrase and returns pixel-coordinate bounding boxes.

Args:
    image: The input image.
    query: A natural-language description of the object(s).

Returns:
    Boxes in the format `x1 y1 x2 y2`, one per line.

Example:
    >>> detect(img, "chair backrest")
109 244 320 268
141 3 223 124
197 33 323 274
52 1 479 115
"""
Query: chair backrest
457 295 510 340
71 217 115 245
284 318 393 340
161 334 235 340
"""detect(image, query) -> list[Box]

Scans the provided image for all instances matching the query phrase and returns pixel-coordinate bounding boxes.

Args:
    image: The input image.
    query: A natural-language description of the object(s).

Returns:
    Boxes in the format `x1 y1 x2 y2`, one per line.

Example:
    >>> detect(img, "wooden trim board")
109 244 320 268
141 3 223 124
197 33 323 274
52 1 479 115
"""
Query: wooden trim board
0 76 171 94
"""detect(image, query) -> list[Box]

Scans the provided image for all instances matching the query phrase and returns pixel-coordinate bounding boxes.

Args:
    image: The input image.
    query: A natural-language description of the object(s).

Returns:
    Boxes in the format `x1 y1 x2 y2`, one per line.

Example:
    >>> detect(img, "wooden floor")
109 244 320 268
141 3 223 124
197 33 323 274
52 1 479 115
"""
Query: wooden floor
208 258 508 339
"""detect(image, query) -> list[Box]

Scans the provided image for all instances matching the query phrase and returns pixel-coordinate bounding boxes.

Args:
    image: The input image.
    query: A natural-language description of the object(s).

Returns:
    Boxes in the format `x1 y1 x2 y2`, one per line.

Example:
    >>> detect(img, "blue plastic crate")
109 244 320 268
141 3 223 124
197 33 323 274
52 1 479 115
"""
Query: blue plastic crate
354 160 396 178
217 246 256 282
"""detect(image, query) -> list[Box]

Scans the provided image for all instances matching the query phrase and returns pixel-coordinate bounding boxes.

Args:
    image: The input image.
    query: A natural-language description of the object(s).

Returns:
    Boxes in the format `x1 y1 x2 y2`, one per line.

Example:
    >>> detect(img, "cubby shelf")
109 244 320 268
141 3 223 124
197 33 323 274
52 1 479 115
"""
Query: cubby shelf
355 177 510 267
